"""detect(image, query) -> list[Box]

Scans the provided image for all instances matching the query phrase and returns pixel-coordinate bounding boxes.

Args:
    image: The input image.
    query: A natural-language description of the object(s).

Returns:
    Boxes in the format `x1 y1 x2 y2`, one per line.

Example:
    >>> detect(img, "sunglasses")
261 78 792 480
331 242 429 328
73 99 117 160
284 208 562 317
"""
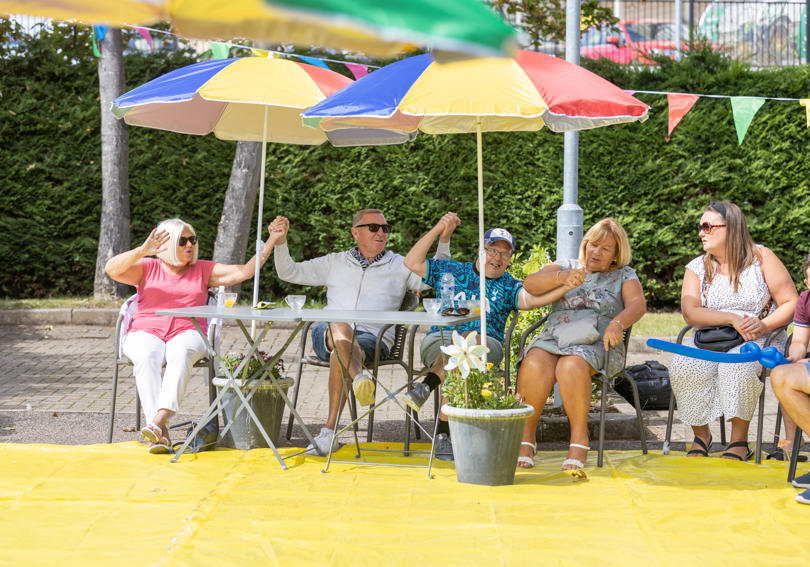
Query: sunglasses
698 223 726 235
178 235 198 246
354 223 392 234
441 307 470 316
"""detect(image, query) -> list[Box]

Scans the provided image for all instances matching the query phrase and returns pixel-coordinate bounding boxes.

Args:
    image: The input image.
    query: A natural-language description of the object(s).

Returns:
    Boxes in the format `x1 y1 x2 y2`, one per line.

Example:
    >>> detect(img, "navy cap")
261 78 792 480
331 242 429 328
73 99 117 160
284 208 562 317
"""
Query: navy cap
484 228 516 251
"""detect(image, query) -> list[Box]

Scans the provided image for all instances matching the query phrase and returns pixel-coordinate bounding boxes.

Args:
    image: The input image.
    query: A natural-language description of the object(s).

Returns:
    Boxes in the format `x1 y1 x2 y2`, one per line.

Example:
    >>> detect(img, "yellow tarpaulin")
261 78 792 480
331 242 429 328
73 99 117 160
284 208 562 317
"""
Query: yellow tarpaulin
0 442 807 566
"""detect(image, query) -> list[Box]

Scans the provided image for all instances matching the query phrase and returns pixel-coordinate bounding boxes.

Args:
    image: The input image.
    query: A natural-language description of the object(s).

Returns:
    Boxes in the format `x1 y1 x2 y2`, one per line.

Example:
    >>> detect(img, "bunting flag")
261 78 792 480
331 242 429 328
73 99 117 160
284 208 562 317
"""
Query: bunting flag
251 48 270 58
666 93 700 140
134 27 153 53
344 62 369 79
296 55 329 69
209 41 230 60
730 96 765 145
91 31 100 57
801 99 810 128
94 25 107 42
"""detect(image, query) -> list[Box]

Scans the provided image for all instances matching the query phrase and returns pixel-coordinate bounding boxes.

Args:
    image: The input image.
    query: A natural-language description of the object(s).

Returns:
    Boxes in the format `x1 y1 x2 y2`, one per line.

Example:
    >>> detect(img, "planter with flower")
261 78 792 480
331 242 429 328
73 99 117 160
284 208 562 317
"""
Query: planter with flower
213 351 293 450
440 331 534 486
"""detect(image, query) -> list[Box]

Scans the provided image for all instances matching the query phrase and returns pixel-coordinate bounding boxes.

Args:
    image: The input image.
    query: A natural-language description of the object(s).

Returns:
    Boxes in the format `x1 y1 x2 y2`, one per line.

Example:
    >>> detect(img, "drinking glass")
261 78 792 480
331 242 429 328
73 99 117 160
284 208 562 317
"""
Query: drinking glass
285 294 306 311
223 293 237 307
423 298 441 315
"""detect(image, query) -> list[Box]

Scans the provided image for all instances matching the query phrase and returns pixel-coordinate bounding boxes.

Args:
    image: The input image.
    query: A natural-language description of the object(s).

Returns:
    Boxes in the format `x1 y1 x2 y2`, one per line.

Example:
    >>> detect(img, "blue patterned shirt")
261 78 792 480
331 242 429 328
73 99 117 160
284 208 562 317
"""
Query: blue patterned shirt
424 259 522 344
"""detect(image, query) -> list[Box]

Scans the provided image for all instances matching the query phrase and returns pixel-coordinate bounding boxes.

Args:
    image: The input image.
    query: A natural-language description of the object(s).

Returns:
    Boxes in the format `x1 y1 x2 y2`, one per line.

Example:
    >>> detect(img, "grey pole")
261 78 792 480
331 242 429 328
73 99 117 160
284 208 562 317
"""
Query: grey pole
557 0 583 264
675 0 683 61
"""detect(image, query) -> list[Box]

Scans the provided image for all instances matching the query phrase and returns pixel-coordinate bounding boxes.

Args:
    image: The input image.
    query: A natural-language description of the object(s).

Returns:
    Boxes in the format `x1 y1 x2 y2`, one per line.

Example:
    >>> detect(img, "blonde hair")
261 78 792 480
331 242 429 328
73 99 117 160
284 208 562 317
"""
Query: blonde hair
702 201 757 293
578 217 632 270
155 218 198 266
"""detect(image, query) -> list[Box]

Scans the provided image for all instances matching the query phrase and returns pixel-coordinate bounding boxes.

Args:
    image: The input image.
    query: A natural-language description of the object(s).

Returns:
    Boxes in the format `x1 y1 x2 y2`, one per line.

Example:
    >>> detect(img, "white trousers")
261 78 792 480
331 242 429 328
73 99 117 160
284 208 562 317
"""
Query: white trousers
122 330 207 424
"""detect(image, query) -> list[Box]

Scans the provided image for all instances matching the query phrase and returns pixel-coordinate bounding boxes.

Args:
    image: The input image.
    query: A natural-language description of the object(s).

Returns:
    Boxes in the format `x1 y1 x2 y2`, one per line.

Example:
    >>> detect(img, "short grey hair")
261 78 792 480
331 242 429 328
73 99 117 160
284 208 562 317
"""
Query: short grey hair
352 209 384 227
155 218 198 266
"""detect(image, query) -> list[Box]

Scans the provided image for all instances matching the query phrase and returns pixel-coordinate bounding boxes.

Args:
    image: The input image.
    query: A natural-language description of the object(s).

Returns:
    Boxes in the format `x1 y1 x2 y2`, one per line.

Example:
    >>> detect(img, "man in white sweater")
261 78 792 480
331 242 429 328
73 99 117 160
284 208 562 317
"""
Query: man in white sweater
271 209 459 455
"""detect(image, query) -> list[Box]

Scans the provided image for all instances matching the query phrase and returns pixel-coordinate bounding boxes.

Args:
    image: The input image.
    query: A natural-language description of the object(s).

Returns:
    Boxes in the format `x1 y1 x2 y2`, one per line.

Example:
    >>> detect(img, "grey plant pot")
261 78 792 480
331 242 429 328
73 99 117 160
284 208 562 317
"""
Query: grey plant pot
442 403 534 486
213 377 294 450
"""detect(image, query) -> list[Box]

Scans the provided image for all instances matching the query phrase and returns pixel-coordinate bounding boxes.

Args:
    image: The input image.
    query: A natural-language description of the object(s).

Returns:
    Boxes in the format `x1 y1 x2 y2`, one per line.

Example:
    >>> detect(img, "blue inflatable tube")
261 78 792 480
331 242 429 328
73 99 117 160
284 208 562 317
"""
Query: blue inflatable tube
646 338 789 368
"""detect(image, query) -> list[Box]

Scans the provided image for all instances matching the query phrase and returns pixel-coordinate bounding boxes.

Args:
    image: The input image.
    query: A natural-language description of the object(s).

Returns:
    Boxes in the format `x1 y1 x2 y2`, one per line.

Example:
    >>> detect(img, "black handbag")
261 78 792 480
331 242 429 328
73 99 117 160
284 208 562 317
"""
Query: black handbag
614 360 671 410
693 324 744 352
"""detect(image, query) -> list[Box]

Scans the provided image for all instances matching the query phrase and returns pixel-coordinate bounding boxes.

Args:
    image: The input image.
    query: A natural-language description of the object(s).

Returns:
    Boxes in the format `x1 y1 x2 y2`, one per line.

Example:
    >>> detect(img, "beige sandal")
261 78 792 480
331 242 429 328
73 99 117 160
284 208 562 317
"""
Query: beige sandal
517 442 536 468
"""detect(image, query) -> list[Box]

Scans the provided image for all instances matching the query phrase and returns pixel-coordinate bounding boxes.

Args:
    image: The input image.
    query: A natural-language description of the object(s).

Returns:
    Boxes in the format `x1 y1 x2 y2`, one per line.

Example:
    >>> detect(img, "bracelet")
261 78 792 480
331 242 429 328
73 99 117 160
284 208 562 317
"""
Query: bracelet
556 271 563 283
610 319 625 331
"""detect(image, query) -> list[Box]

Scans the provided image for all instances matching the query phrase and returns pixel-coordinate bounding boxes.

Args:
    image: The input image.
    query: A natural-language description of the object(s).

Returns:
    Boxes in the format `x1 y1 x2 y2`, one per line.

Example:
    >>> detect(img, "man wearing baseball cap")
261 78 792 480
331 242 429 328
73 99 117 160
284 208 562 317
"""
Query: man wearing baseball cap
401 215 551 460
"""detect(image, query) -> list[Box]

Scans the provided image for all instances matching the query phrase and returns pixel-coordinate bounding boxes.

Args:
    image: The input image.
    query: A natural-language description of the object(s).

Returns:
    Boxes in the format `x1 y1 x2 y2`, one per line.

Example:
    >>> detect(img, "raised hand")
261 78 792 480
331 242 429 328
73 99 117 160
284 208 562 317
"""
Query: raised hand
140 228 169 257
438 212 461 240
268 216 289 244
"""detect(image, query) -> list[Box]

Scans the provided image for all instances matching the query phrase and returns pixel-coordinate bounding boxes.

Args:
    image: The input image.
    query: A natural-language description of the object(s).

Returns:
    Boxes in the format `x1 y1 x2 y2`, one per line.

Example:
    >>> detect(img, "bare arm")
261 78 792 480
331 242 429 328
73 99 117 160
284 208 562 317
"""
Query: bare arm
404 212 460 279
754 247 798 336
516 287 565 310
603 277 647 350
104 228 169 287
789 325 810 362
681 268 746 329
523 264 587 296
207 219 284 288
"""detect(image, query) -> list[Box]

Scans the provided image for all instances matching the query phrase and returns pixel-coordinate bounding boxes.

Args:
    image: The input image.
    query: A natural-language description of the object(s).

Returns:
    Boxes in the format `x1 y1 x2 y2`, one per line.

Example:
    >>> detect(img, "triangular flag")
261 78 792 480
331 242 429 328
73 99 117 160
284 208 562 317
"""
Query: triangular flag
251 48 270 58
730 96 765 145
209 41 230 60
666 93 700 140
91 31 101 57
345 62 369 79
94 25 106 41
297 55 329 69
801 99 810 128
134 27 153 53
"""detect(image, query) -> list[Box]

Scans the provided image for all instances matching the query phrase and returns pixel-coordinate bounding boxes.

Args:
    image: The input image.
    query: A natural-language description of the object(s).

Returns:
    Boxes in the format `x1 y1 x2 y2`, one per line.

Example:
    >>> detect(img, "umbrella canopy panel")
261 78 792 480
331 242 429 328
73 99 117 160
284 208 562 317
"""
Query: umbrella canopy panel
113 57 352 144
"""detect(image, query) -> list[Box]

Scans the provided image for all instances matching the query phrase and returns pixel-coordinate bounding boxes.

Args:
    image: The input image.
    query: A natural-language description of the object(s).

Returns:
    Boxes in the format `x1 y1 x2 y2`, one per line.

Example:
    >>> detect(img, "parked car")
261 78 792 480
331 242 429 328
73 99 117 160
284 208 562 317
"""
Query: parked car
581 20 691 64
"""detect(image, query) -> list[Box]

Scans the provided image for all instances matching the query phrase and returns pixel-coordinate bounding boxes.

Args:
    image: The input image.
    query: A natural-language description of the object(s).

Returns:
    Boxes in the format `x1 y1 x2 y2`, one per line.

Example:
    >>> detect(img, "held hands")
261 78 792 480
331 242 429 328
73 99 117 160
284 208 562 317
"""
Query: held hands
557 267 587 289
140 229 169 257
437 212 461 241
268 216 289 245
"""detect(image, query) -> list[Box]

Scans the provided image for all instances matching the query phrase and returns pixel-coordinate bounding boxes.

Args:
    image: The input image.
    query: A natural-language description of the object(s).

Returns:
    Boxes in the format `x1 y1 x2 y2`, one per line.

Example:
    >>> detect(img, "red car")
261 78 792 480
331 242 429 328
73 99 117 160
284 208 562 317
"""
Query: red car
581 20 690 64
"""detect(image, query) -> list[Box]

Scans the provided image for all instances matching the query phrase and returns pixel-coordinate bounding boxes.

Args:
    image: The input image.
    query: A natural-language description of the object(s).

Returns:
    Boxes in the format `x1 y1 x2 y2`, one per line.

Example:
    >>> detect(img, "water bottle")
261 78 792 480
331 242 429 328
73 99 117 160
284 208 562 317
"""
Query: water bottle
440 271 455 311
217 285 225 309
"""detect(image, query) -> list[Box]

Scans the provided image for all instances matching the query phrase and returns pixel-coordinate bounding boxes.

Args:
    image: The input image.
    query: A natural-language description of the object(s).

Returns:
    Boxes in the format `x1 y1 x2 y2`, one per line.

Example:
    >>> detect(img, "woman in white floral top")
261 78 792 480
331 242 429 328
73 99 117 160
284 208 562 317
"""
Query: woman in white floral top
515 218 647 471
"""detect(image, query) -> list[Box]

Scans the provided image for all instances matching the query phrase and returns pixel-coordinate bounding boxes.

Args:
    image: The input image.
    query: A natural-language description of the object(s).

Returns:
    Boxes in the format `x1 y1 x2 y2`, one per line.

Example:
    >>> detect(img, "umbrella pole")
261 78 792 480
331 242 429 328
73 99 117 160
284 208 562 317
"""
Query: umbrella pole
476 119 487 363
252 106 269 336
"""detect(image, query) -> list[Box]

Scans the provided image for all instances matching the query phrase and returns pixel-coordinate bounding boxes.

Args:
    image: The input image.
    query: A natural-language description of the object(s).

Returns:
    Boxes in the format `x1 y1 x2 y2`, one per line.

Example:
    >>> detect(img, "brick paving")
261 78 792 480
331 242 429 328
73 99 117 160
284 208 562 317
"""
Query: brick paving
0 322 790 453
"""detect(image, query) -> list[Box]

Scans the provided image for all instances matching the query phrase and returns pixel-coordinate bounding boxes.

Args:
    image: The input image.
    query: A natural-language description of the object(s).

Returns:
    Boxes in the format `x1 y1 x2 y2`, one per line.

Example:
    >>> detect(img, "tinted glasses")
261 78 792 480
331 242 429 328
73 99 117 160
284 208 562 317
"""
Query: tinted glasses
441 306 470 316
178 235 198 246
698 223 726 235
354 223 392 234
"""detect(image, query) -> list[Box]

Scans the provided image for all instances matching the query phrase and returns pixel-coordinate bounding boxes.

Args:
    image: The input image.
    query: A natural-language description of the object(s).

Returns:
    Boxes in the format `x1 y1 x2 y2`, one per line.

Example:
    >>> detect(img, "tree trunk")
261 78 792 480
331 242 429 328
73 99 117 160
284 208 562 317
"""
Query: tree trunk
93 28 130 300
213 141 263 293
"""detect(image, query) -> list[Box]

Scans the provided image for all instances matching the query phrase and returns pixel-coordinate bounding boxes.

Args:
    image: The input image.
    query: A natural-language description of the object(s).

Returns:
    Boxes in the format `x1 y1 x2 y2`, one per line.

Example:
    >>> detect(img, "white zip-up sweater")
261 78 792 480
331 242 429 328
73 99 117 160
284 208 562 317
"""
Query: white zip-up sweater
274 242 450 348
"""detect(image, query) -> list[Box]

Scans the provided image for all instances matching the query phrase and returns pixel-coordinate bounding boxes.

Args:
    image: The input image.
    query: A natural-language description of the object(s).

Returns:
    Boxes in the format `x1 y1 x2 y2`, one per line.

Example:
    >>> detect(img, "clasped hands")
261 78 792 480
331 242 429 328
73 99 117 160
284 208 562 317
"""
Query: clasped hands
734 314 767 342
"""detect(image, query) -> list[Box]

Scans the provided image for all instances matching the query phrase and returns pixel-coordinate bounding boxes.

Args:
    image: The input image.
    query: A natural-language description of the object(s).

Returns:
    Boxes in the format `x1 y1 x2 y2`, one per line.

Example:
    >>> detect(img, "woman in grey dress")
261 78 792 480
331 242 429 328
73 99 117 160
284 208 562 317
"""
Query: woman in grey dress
516 218 647 471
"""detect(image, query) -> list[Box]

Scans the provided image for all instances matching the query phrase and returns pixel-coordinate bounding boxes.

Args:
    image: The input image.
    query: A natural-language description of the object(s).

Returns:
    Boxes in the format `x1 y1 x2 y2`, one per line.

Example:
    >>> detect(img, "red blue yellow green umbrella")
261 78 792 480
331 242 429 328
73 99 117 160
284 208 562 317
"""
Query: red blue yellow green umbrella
303 51 649 348
112 56 352 308
1 0 517 57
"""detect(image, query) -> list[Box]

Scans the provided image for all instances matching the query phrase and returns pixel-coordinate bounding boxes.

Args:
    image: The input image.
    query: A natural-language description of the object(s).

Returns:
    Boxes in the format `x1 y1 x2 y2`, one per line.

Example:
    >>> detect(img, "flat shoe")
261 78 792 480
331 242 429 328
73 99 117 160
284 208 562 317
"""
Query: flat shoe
721 441 753 462
766 447 808 462
140 422 162 444
517 442 536 469
148 435 172 454
686 435 712 457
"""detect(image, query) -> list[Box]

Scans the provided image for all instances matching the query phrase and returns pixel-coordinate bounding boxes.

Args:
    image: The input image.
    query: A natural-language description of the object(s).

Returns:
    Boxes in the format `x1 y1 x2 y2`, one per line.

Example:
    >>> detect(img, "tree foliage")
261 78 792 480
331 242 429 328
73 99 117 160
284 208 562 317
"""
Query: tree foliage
491 0 618 45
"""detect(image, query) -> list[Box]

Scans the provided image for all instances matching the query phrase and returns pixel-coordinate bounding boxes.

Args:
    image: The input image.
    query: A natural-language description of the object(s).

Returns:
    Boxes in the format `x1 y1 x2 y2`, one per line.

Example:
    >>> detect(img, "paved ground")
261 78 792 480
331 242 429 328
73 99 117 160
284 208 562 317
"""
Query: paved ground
0 320 793 456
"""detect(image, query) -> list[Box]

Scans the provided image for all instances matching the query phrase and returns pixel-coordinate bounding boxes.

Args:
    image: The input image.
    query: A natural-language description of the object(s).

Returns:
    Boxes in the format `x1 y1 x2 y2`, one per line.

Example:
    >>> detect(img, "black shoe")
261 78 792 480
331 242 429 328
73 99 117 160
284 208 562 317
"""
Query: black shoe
434 433 454 461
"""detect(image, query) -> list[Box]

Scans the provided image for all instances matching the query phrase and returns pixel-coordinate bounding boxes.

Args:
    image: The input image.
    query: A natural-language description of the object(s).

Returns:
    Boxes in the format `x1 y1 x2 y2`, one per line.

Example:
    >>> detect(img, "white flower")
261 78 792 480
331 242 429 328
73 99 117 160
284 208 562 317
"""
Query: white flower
440 331 489 378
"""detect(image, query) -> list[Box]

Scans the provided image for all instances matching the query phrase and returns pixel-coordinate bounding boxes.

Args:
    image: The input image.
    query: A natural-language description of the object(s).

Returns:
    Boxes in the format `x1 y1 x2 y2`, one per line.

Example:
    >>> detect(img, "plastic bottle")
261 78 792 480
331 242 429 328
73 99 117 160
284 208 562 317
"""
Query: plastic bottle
217 285 225 308
440 271 455 311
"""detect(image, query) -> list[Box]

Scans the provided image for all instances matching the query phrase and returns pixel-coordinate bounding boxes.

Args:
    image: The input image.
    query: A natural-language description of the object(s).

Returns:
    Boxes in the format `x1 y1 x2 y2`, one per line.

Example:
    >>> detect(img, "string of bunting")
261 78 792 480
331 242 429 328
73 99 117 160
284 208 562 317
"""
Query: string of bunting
629 89 810 144
91 23 378 79
90 25 809 145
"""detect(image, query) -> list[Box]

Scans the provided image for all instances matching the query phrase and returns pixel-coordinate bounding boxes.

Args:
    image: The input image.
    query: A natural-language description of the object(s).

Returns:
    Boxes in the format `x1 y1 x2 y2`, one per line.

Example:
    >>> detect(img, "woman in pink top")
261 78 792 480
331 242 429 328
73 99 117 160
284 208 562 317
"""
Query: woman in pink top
106 217 284 453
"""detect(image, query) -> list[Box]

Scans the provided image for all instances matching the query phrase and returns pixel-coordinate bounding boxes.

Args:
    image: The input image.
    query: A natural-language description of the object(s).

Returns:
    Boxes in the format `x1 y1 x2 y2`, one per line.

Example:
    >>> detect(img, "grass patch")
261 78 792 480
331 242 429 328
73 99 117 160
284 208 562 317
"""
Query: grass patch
0 296 124 310
633 311 685 337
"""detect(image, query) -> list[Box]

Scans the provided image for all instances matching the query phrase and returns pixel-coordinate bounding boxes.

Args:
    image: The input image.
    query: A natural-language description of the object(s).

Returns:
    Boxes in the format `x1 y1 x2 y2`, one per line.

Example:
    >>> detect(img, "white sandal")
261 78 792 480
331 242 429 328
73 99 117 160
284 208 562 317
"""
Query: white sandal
517 442 536 468
561 443 590 470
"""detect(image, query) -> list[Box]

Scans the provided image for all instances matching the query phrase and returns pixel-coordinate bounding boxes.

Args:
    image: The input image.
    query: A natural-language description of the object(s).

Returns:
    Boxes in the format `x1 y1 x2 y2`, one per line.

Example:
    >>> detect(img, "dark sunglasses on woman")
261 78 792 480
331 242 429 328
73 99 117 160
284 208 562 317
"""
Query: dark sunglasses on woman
354 223 392 234
178 235 198 246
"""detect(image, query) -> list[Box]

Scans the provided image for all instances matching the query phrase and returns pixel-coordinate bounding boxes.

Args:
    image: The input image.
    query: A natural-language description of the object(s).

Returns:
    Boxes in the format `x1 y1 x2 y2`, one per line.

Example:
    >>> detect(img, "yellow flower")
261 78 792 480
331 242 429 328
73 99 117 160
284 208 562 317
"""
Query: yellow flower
481 389 492 398
486 362 494 371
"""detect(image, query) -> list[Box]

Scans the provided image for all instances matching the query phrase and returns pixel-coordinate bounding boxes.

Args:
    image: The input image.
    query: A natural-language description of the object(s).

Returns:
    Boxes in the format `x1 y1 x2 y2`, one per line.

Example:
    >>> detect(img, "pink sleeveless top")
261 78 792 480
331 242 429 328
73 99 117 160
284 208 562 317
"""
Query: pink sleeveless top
129 257 216 341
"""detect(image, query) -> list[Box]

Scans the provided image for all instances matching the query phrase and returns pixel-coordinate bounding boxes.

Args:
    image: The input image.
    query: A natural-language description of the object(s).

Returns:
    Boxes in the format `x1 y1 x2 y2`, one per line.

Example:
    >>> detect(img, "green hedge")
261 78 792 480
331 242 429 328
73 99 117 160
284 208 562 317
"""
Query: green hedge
2 24 809 306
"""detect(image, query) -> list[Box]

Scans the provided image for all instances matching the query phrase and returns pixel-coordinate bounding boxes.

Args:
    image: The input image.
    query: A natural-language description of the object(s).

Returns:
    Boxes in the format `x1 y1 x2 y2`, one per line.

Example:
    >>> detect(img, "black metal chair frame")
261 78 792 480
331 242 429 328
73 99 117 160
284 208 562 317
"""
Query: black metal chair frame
516 314 647 467
663 324 786 463
285 292 420 444
107 292 219 443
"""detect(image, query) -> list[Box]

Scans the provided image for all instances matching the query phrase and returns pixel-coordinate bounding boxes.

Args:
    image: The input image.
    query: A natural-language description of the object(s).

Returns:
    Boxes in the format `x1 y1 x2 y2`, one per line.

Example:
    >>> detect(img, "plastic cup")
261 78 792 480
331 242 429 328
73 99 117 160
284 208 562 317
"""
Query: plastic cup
285 295 306 311
223 293 237 307
423 298 441 315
